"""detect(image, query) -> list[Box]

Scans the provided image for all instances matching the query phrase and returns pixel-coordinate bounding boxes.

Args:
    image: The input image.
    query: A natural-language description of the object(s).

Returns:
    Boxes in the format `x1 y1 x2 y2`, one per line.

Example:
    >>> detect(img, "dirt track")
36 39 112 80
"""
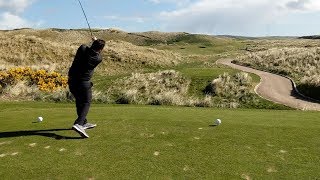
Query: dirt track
218 59 320 111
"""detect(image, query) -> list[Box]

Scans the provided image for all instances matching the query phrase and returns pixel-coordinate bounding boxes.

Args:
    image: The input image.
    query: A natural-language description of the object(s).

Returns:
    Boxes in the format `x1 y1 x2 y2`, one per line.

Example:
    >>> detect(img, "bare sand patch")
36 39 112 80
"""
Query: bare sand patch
29 143 37 147
11 152 19 156
0 153 7 158
267 166 278 173
241 173 251 180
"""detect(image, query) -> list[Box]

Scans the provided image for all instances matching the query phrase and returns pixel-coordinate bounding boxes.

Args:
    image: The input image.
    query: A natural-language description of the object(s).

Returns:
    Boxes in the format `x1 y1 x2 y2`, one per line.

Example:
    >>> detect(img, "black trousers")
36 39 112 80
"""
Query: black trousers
69 81 93 126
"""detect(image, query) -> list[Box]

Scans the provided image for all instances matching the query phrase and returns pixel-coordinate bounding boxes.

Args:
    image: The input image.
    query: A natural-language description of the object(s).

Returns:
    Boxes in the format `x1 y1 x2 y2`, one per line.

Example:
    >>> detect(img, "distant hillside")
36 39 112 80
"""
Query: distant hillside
2 28 189 46
0 28 243 75
299 35 320 40
3 28 234 46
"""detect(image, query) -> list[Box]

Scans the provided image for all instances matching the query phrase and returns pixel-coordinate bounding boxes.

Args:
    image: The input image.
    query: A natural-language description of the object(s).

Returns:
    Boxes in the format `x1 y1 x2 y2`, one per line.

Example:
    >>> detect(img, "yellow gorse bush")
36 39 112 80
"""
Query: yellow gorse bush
0 67 68 92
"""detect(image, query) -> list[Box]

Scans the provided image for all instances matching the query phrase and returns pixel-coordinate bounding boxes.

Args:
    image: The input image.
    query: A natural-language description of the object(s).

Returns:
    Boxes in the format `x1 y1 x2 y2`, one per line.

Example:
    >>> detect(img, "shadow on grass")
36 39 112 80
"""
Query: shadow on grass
0 128 83 140
209 125 218 127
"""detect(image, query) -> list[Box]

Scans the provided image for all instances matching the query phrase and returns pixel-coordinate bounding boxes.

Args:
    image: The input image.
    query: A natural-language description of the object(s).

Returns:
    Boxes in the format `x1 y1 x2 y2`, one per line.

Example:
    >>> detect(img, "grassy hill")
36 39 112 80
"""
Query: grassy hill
0 29 189 75
0 28 300 109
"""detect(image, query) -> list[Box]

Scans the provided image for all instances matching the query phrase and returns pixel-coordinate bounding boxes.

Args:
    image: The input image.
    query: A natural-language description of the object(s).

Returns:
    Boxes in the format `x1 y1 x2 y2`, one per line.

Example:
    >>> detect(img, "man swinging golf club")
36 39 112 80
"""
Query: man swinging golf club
69 37 105 138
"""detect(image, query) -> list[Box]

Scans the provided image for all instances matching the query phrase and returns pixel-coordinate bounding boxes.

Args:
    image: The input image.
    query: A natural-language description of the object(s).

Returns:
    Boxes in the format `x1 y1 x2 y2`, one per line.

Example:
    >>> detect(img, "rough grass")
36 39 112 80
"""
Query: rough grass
105 40 181 67
0 68 288 109
108 70 191 106
104 70 289 109
204 72 254 108
0 102 319 179
0 81 107 103
0 34 76 73
236 47 320 100
0 29 293 109
243 38 320 52
179 67 241 97
0 29 182 76
3 28 187 46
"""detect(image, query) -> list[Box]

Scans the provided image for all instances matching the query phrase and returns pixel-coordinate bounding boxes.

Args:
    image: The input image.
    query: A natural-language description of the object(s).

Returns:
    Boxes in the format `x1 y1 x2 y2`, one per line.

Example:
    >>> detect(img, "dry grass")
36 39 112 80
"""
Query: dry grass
237 41 320 99
0 81 108 103
0 29 182 75
132 31 188 44
0 29 276 107
0 79 69 102
237 47 320 85
0 29 194 104
244 39 320 52
108 70 190 105
3 28 186 46
105 40 181 67
107 71 258 108
0 34 76 73
0 81 39 101
205 72 256 108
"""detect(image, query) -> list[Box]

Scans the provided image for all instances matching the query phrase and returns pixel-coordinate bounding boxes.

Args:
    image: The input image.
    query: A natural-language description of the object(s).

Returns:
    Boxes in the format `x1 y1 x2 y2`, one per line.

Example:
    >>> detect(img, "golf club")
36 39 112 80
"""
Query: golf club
77 0 93 38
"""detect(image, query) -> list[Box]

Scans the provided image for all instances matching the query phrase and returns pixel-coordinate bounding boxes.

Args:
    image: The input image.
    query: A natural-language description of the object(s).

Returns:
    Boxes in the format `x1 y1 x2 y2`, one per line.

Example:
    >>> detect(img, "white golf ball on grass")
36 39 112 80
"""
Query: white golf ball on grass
215 119 221 125
38 117 43 122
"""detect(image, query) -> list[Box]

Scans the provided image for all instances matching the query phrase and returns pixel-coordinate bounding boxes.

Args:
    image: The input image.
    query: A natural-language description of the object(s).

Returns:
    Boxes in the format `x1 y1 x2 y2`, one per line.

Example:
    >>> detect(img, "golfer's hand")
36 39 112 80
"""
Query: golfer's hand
92 36 97 41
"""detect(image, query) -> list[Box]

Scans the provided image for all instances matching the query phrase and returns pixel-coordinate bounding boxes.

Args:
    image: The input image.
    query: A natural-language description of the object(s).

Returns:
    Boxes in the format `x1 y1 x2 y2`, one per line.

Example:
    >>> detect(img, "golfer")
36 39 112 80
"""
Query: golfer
68 37 105 138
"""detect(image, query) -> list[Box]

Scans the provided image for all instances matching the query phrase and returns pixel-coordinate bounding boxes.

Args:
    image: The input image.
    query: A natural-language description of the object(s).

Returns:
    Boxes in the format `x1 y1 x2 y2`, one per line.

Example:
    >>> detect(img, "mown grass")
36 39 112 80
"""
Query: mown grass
0 102 319 179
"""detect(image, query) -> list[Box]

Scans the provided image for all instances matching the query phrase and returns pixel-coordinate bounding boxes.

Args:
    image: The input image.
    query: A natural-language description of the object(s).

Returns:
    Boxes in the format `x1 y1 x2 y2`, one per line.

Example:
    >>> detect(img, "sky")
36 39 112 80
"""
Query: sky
0 0 320 36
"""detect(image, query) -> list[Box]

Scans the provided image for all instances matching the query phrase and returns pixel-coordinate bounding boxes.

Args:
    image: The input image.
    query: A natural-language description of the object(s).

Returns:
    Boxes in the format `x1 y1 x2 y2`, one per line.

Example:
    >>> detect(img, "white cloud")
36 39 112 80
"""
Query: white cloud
0 0 34 13
0 0 38 29
0 12 30 29
286 0 320 11
148 0 161 3
286 0 310 10
157 0 320 36
147 0 192 6
104 15 147 23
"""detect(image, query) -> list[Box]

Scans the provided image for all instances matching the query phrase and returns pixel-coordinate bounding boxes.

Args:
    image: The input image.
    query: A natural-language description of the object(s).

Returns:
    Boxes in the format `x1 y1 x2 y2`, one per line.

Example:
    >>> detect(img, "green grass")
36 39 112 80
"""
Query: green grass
146 34 245 56
153 40 243 56
179 67 240 97
0 102 319 179
92 74 126 91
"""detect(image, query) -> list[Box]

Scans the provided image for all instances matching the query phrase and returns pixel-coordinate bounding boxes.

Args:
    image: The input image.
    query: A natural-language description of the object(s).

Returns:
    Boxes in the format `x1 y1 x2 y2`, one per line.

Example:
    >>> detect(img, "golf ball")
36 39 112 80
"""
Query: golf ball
38 117 43 122
215 119 221 125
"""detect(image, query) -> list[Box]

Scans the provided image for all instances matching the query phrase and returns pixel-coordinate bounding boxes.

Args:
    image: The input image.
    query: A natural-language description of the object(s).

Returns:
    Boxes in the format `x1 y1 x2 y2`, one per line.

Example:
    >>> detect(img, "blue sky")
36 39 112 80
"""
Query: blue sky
0 0 320 36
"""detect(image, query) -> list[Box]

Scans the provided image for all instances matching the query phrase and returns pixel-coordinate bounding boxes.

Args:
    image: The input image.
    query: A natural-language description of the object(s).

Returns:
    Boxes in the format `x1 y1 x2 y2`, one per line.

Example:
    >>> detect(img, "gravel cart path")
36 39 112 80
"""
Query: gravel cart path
218 59 320 111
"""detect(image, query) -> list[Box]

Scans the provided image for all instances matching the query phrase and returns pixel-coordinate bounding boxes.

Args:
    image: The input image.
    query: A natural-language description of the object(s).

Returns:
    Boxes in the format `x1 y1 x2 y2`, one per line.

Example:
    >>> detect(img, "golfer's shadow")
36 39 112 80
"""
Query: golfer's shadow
0 128 83 140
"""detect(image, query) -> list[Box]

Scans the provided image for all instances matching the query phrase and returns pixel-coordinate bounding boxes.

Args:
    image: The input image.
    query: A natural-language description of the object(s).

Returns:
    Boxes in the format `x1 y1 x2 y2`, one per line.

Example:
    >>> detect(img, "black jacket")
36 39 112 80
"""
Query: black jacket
68 45 102 82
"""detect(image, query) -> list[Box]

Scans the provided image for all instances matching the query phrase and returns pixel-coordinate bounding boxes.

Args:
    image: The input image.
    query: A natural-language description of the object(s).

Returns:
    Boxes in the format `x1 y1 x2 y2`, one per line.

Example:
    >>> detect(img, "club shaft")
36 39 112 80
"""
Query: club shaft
77 0 93 37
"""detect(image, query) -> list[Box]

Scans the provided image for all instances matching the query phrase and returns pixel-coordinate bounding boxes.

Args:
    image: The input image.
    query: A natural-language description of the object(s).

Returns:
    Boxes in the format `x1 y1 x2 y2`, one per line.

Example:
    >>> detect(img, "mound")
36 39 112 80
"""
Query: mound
0 30 182 75
108 70 191 105
105 40 181 67
0 33 76 73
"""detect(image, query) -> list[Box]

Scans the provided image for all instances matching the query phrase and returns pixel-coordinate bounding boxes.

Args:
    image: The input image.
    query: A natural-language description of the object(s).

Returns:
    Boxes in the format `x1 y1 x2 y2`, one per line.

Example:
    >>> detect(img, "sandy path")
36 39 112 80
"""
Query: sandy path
217 59 320 111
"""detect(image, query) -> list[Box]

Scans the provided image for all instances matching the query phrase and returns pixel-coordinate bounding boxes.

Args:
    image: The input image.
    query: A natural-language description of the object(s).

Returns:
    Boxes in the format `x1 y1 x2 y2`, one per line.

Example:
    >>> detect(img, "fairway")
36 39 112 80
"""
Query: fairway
0 102 319 179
